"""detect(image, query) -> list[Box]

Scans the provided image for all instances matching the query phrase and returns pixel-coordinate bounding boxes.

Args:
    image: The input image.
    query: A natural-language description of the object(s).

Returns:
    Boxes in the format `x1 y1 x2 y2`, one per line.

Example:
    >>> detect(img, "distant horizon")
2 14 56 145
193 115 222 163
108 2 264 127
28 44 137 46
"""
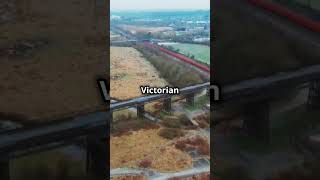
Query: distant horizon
111 0 210 11
111 9 210 12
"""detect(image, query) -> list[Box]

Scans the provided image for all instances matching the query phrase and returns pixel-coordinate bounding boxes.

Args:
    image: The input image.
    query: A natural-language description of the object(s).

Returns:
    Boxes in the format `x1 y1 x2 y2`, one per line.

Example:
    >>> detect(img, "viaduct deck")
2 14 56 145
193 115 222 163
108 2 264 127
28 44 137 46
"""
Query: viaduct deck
2 63 320 158
0 82 210 159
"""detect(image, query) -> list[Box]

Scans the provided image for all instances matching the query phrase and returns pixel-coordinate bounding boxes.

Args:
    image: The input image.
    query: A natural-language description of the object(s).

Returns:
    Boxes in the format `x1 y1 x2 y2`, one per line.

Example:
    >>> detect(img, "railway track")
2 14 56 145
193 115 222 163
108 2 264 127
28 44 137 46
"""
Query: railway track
240 0 320 46
245 0 320 33
143 42 210 74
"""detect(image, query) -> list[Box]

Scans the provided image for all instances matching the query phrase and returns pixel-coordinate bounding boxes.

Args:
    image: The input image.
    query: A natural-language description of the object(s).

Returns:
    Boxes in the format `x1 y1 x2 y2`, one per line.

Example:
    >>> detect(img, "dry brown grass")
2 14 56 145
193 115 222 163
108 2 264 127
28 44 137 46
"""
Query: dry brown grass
111 117 160 137
135 44 206 87
158 128 185 140
170 173 210 180
160 114 193 129
0 0 107 123
138 159 153 168
175 136 210 156
110 128 193 172
110 46 168 100
111 175 147 180
193 112 210 129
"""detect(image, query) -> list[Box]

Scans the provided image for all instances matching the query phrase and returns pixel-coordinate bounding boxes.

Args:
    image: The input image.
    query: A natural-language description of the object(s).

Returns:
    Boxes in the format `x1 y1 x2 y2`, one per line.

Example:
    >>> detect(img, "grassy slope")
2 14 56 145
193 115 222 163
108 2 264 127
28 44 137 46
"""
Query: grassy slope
213 1 320 84
134 44 206 88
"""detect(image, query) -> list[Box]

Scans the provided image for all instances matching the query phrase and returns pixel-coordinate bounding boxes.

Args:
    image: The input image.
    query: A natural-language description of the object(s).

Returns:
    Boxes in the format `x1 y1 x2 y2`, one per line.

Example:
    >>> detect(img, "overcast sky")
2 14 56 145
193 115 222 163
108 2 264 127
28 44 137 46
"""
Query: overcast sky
111 0 210 11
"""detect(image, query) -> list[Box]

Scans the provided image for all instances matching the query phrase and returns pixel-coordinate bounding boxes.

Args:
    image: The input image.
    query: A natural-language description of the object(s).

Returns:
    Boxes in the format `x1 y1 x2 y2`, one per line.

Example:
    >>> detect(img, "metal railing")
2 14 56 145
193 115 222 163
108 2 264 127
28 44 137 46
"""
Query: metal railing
0 82 210 157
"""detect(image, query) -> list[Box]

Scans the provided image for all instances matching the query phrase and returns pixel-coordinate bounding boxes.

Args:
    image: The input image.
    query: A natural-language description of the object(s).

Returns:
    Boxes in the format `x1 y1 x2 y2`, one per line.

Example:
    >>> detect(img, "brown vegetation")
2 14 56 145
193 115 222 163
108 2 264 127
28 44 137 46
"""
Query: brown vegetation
138 159 152 168
158 128 185 140
193 112 210 129
161 114 193 129
110 128 193 172
110 46 168 100
112 175 147 180
135 44 206 87
170 173 210 180
111 115 160 136
175 136 210 156
0 0 107 122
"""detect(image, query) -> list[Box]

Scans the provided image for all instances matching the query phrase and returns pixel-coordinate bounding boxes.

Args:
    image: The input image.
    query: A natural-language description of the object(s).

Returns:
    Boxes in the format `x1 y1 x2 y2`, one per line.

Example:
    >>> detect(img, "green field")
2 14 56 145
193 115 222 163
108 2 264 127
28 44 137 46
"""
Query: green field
290 0 320 10
167 43 210 65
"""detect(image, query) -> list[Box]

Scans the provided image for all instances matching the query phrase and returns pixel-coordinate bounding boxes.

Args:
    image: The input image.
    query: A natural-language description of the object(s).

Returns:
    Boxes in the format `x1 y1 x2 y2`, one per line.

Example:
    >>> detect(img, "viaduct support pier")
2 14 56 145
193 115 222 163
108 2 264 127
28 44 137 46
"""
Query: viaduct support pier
241 79 320 142
219 65 320 142
243 102 270 142
164 97 172 112
86 135 108 178
0 154 9 180
307 80 320 110
186 93 195 107
137 104 145 119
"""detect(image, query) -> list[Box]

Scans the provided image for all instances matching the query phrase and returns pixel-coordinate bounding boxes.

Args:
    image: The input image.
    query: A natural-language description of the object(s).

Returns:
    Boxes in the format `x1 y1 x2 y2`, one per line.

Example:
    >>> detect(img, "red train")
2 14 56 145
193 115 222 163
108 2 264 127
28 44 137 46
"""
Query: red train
144 42 210 73
246 0 320 32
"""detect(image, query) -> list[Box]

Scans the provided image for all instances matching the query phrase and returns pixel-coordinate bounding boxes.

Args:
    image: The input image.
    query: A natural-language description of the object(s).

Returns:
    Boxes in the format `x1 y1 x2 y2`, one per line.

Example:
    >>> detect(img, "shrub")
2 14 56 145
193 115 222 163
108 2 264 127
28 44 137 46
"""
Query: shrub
193 112 210 128
177 114 193 127
135 45 205 87
175 136 210 155
158 128 185 140
161 116 181 128
161 114 193 129
138 159 152 168
112 113 159 136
